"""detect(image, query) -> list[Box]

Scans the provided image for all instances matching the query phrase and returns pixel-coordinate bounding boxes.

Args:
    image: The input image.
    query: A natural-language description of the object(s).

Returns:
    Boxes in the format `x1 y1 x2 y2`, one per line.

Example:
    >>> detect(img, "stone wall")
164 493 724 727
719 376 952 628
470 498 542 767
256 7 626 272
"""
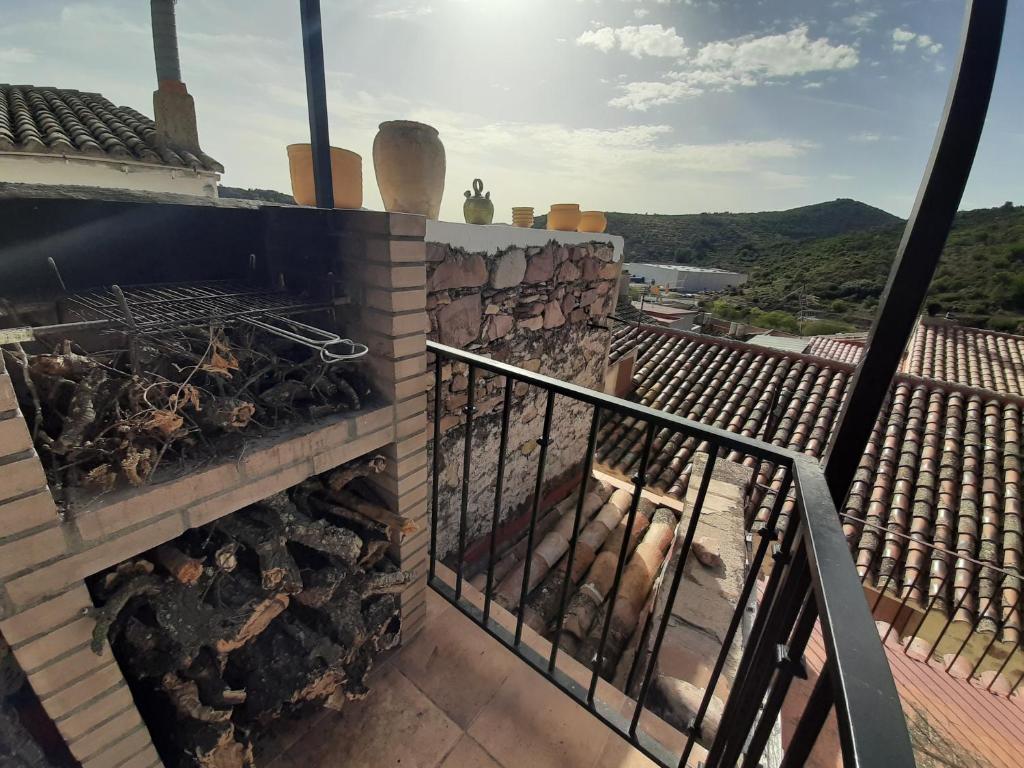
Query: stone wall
425 224 624 559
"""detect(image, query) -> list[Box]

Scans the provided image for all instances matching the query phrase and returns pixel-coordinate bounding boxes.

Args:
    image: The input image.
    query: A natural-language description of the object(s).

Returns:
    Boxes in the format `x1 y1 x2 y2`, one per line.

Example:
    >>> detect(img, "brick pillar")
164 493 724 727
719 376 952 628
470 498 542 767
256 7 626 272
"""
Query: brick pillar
0 359 162 768
335 211 431 641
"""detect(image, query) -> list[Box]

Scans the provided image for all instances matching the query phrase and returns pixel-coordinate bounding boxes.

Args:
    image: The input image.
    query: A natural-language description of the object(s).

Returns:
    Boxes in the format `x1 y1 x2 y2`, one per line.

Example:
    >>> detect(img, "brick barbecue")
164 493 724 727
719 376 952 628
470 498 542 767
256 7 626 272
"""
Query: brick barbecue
0 189 430 768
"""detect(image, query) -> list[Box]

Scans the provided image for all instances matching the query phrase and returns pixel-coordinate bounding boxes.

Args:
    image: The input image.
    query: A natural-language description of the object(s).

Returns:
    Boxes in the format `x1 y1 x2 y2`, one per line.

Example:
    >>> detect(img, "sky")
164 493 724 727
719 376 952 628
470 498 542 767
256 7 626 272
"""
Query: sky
0 0 1020 222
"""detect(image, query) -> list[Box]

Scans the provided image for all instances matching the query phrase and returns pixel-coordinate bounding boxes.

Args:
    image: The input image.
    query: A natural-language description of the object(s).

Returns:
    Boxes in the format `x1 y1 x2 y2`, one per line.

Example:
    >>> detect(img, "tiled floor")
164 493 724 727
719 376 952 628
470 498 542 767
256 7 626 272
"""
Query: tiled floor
264 585 691 768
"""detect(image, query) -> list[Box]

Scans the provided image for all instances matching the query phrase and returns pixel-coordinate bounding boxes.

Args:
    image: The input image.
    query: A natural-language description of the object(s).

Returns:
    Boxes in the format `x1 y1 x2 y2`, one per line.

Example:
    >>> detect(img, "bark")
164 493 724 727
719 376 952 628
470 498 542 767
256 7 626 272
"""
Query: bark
156 544 205 585
325 454 387 492
323 489 417 537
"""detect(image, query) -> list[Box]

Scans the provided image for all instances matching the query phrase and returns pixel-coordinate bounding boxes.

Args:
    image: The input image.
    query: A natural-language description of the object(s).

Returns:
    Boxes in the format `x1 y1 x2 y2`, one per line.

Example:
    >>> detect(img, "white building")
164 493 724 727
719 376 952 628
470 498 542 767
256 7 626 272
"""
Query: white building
0 3 221 197
626 263 747 293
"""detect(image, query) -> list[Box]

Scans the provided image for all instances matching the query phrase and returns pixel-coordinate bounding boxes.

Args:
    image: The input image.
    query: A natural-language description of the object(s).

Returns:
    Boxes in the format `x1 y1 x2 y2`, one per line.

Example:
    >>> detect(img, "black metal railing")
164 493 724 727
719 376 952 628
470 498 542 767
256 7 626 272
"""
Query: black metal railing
426 340 915 768
843 514 1023 696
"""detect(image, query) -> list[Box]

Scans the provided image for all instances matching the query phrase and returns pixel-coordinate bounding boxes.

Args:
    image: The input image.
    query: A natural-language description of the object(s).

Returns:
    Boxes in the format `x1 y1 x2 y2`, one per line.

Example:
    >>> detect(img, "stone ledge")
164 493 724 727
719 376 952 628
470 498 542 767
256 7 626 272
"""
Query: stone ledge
426 220 624 262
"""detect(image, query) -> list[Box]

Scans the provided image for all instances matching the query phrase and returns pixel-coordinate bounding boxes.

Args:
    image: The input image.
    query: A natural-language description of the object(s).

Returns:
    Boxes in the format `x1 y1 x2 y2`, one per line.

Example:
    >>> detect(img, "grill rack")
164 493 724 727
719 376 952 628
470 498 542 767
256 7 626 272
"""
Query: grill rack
0 280 368 364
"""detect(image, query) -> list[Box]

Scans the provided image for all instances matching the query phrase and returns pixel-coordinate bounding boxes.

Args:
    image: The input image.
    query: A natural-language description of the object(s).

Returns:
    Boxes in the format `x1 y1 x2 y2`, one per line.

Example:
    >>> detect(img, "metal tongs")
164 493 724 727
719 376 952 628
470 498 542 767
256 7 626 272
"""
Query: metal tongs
242 314 368 363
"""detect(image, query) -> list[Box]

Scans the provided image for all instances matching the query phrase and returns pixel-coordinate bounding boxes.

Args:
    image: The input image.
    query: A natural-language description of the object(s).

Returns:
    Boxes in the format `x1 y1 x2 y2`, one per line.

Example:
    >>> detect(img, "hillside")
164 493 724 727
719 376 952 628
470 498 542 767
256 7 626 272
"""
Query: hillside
218 186 294 204
722 203 1024 331
535 199 901 265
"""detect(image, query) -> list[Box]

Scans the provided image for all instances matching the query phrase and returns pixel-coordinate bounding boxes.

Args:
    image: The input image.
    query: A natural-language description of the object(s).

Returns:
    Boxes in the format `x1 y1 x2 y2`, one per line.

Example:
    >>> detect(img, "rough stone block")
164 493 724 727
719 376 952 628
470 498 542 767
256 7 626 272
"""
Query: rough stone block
484 313 514 341
490 248 527 289
524 248 555 283
519 315 543 332
581 257 600 281
435 293 481 347
555 260 581 283
543 301 566 329
429 253 487 291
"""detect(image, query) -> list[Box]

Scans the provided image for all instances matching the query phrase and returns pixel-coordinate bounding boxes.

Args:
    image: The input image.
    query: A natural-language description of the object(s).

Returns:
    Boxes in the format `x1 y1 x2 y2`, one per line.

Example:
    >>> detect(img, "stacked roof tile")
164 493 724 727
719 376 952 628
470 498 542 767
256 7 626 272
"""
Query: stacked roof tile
0 85 222 173
599 325 1022 639
805 335 864 364
903 322 1024 395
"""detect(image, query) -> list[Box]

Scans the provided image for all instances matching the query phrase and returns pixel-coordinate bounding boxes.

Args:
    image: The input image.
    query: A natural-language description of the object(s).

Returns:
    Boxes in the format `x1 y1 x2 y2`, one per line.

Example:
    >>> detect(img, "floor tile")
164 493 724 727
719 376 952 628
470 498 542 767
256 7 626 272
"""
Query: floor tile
468 662 612 768
439 735 503 768
277 665 461 768
397 596 520 728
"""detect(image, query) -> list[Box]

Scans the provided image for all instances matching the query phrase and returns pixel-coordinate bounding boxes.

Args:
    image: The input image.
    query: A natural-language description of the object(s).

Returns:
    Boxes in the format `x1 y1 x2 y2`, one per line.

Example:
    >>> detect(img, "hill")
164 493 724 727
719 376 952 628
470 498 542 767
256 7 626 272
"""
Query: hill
218 186 294 204
535 199 901 265
717 203 1024 331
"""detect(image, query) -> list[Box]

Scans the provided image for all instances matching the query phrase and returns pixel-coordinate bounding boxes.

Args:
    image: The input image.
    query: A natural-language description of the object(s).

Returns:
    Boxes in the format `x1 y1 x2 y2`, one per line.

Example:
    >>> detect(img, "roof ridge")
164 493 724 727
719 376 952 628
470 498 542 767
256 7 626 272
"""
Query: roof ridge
627 322 1024 406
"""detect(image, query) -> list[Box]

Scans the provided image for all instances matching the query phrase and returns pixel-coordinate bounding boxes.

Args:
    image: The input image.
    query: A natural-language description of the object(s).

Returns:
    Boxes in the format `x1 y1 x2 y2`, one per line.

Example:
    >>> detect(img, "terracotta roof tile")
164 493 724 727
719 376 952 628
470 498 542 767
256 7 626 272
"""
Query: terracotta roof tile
903 321 1024 394
598 325 1023 634
806 335 864 364
0 84 222 173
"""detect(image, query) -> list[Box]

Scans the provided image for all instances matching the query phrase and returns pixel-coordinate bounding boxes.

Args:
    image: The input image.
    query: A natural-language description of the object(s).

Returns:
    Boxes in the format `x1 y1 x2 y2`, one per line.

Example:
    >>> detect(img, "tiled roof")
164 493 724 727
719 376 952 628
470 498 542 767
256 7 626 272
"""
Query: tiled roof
0 85 222 172
597 326 1023 636
903 322 1024 395
805 335 864 364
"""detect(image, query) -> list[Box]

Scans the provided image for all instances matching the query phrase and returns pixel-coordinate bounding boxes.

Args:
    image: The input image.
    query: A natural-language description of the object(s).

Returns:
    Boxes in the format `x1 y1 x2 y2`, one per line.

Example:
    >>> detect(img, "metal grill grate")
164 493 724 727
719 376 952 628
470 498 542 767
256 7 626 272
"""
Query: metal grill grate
64 280 326 332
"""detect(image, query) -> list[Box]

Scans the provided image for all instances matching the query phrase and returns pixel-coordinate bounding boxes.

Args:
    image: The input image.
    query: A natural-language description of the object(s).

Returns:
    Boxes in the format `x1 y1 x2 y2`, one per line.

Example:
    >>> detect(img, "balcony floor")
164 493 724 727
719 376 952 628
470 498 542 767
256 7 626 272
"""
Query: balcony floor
263 581 689 768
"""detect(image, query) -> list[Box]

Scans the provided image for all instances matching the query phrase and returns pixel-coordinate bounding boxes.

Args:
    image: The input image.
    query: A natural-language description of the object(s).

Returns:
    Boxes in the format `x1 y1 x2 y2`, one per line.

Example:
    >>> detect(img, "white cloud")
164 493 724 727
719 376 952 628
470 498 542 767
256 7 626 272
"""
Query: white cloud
577 24 688 59
634 9 650 19
843 11 879 32
892 27 941 56
693 26 858 78
802 81 823 89
829 173 855 181
0 47 35 65
372 5 433 21
610 25 858 110
849 131 881 142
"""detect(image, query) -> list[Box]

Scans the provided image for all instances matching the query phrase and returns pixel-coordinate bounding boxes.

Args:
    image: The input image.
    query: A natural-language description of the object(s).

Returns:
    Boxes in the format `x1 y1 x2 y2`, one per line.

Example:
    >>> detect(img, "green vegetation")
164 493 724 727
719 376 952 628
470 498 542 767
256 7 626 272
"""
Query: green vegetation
218 186 295 204
596 199 1024 332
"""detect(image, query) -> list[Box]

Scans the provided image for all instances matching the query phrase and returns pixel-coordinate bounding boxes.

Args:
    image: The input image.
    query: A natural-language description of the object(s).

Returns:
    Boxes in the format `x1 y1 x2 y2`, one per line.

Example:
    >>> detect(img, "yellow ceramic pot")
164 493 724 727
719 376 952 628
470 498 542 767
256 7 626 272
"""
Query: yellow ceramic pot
548 203 581 231
512 206 534 227
286 144 363 208
578 211 607 233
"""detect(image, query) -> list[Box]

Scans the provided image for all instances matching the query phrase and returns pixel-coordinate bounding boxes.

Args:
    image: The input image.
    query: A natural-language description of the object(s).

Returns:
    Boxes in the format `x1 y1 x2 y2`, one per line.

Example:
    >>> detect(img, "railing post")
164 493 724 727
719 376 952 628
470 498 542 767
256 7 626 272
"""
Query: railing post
298 0 334 209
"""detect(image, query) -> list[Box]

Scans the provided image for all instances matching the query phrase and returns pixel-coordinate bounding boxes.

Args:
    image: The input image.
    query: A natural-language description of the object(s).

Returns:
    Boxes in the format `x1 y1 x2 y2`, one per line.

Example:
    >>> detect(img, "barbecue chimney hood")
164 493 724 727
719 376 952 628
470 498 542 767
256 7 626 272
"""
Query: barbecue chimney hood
151 0 201 153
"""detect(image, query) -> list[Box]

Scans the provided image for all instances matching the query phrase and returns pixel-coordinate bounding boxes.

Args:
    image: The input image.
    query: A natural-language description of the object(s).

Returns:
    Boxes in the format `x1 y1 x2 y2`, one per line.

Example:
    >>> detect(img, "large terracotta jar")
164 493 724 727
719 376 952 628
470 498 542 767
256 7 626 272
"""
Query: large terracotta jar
372 121 445 218
286 144 363 208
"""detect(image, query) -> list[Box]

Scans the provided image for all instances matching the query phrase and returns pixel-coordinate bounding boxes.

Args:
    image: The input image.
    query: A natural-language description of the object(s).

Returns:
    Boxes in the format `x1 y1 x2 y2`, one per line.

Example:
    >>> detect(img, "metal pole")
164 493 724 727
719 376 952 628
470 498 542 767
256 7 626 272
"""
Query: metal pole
299 0 334 208
822 0 1006 504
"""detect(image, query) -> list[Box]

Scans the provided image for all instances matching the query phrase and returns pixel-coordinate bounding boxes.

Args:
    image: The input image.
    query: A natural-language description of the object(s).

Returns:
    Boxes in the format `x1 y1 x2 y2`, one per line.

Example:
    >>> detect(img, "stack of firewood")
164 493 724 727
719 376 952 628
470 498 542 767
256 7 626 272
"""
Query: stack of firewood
2 325 373 506
88 456 413 768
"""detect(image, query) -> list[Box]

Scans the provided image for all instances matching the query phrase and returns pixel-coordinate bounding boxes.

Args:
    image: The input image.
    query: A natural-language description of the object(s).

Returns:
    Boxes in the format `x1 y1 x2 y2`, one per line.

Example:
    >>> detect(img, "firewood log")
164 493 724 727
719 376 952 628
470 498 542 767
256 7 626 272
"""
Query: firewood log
323 488 417 536
325 454 387 492
155 544 204 585
217 516 303 594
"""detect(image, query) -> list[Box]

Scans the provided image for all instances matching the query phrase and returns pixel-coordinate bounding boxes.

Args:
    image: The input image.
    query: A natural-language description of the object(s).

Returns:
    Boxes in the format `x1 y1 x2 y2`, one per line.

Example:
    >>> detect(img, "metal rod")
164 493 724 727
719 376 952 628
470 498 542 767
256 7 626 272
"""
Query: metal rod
969 618 1013 681
985 640 1017 693
298 0 334 209
777 665 834 768
741 595 820 768
945 570 1010 673
882 560 926 645
429 353 442 582
1009 667 1024 697
426 341 801 466
678 469 793 768
484 377 514 626
823 0 1007 505
928 562 980 661
631 450 719 736
456 365 477 600
588 422 657 704
515 389 556 647
903 550 955 653
549 405 603 673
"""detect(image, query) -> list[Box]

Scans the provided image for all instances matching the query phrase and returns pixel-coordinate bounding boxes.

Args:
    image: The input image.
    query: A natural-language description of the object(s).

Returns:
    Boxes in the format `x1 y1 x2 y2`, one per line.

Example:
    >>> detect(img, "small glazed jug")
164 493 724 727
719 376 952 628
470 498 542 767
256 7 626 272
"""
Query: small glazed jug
464 178 495 225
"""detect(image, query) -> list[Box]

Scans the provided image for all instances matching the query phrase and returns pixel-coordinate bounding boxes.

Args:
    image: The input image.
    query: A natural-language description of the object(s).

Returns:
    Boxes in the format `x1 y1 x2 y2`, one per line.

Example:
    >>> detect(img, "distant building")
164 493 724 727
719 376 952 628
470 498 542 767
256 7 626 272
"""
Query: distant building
626 263 747 293
0 2 221 197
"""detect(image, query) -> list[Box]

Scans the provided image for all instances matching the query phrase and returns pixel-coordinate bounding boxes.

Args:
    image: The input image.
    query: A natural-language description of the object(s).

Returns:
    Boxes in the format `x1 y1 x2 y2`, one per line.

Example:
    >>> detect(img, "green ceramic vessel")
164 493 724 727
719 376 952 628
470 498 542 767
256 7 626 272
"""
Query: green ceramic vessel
463 178 494 225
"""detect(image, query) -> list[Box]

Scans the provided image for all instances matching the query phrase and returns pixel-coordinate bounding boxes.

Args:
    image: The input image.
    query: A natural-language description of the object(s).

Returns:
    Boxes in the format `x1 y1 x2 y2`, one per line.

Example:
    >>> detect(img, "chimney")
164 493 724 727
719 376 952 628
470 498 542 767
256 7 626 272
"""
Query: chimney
151 0 200 152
